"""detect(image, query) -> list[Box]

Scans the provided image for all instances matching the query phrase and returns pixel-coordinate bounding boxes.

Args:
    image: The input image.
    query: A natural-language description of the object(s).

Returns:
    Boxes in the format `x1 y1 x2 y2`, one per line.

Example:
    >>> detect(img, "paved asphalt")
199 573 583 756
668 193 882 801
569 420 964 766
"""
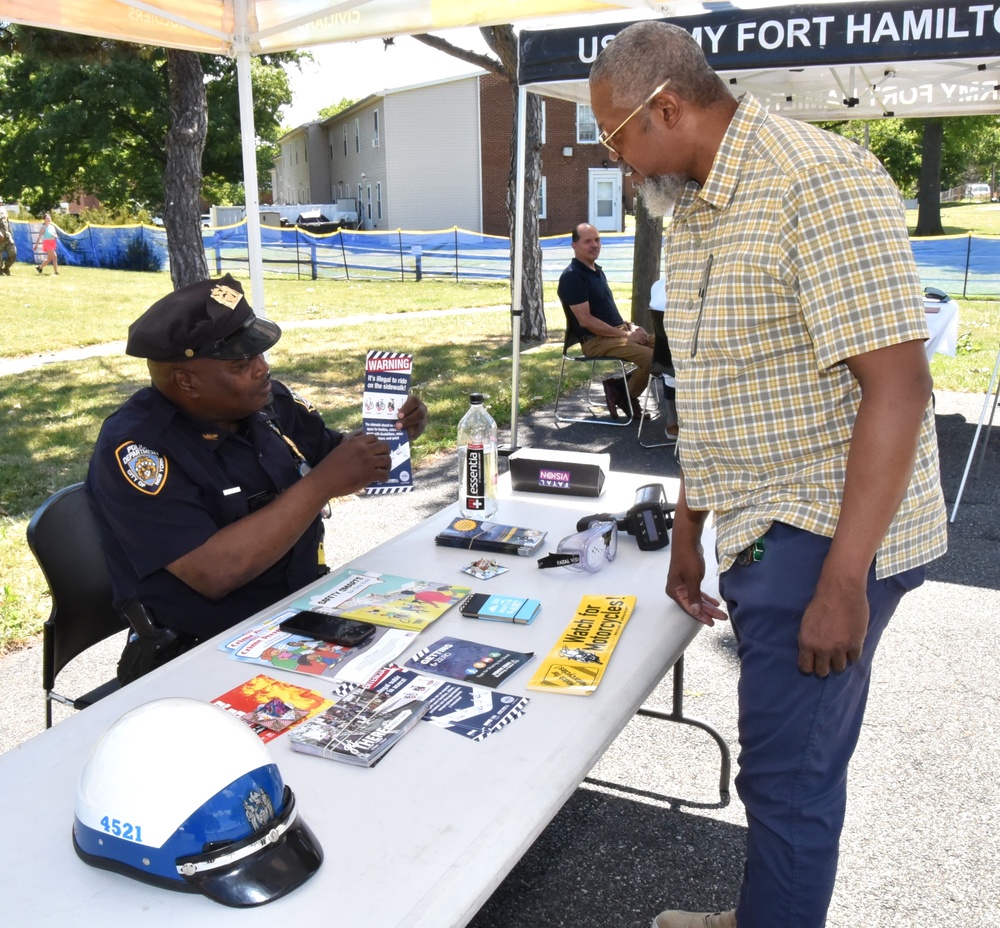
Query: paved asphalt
3 378 998 928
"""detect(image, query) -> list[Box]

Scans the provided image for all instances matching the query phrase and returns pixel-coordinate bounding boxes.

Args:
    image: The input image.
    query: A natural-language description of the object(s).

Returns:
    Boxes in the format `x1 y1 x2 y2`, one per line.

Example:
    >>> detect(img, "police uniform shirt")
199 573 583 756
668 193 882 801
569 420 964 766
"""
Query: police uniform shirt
557 257 627 343
85 380 342 638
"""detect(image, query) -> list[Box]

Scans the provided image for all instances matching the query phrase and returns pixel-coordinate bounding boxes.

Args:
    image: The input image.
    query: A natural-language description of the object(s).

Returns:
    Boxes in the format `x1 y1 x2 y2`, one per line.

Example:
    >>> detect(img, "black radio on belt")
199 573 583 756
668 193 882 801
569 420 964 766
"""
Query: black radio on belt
576 483 674 551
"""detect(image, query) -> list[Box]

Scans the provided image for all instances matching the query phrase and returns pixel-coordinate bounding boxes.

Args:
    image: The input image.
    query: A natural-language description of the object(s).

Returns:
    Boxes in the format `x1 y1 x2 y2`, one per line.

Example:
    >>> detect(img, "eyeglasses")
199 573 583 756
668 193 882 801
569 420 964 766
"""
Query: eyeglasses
597 78 671 158
537 520 618 573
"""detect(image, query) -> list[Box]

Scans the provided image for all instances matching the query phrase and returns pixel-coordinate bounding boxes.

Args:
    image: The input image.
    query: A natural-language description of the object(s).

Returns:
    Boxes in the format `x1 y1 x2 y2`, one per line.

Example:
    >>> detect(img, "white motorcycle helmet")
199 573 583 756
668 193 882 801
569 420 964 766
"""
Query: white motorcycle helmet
73 697 323 906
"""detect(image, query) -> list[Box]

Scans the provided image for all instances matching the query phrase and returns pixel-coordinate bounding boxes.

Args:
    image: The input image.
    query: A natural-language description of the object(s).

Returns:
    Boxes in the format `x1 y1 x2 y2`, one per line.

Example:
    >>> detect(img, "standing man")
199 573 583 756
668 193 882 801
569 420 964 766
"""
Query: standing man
557 222 654 420
0 198 15 275
87 274 428 677
591 22 947 928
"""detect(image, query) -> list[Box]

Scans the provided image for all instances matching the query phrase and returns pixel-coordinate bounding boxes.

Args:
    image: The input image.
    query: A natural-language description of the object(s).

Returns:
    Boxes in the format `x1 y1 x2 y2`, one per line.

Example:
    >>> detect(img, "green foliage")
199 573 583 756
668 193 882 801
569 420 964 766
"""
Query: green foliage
0 26 299 212
317 97 360 120
823 115 1000 197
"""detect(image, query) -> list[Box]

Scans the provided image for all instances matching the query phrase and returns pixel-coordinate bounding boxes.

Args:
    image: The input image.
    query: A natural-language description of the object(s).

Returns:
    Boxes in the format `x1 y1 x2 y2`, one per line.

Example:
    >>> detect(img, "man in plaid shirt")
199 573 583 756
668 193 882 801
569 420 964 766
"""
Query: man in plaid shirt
591 21 947 928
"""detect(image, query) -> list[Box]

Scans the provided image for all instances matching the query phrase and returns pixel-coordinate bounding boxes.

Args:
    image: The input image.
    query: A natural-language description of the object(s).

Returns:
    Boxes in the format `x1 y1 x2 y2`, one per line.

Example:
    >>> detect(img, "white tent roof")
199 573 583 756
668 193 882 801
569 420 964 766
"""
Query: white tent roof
518 0 1000 120
0 0 647 54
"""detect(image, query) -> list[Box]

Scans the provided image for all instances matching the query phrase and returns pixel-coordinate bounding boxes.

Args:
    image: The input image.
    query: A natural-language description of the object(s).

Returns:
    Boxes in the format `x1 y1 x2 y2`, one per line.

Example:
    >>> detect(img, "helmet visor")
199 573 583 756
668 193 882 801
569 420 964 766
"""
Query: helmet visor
176 787 322 907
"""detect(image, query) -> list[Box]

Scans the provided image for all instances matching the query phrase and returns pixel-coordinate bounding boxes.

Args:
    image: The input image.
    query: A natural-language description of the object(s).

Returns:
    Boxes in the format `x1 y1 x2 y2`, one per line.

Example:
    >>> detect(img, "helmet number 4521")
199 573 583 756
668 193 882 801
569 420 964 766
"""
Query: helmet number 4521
100 816 142 842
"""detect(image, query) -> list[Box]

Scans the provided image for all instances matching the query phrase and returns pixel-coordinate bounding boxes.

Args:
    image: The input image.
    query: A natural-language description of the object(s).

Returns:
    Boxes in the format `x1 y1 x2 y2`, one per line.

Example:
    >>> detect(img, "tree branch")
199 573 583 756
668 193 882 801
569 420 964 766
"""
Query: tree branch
410 33 506 78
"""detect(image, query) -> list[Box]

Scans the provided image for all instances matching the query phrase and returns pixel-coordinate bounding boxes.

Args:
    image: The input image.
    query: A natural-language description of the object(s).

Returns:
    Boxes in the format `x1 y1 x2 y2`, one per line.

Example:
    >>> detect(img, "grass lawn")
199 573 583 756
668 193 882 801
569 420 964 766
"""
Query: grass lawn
2 204 998 651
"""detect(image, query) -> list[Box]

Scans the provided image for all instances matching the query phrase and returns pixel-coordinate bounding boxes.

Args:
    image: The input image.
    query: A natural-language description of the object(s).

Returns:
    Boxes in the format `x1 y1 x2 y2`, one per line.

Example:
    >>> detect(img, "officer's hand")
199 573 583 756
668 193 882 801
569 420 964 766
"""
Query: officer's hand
396 394 429 440
317 433 391 496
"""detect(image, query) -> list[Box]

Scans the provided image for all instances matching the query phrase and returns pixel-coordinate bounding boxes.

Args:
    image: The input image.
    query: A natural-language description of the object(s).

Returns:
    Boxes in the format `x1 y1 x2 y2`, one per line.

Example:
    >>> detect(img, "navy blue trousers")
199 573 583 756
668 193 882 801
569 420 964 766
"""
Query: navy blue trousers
718 522 924 928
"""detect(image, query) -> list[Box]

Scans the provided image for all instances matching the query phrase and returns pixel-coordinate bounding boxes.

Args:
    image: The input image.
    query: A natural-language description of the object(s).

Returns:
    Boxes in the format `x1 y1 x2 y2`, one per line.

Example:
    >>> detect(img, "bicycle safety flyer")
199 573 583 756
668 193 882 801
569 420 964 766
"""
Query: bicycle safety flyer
362 350 413 494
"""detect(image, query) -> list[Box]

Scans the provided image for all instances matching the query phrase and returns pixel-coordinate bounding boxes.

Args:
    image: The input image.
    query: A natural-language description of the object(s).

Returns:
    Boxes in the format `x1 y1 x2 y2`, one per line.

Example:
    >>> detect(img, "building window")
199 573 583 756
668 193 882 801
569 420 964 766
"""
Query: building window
373 110 380 148
540 101 546 145
376 181 382 219
577 104 597 144
355 118 360 153
344 183 351 198
366 184 372 220
539 176 547 219
343 126 348 157
330 144 333 160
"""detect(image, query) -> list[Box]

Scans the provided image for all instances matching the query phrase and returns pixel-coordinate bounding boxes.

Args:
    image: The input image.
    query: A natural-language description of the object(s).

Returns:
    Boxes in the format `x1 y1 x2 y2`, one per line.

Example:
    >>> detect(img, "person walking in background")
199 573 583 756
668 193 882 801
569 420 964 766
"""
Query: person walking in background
0 198 15 276
34 212 59 274
590 21 947 928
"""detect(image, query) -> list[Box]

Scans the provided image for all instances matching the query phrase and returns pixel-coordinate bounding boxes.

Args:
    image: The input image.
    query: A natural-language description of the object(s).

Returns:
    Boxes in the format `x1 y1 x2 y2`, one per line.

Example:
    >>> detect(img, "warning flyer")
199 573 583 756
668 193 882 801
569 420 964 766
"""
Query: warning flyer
362 350 414 494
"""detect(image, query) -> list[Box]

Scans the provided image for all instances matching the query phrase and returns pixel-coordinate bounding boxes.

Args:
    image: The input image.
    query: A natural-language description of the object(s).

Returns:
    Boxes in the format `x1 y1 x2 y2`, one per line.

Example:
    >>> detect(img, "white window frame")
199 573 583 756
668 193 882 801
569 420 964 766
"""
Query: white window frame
577 104 598 144
343 126 348 157
355 118 360 153
373 110 380 148
376 181 382 220
538 176 547 219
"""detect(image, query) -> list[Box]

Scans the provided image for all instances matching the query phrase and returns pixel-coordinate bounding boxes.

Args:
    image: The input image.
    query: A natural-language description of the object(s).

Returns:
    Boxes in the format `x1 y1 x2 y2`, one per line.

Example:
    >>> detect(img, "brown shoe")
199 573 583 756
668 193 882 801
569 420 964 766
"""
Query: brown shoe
652 909 736 928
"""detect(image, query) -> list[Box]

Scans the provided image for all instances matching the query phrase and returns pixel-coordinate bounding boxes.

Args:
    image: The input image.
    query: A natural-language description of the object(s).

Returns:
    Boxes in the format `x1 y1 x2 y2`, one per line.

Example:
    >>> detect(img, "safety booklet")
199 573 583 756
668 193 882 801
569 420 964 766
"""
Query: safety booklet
287 684 429 767
362 350 414 494
526 595 636 695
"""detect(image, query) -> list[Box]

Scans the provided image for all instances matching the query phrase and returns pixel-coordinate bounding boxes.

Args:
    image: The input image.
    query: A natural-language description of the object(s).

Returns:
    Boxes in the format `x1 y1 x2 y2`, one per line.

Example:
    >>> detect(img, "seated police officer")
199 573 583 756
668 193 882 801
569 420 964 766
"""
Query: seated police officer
86 275 428 680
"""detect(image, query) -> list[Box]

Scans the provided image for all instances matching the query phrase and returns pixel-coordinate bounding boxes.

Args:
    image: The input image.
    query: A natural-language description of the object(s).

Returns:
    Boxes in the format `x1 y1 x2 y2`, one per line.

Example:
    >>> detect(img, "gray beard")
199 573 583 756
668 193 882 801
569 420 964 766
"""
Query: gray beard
638 174 687 218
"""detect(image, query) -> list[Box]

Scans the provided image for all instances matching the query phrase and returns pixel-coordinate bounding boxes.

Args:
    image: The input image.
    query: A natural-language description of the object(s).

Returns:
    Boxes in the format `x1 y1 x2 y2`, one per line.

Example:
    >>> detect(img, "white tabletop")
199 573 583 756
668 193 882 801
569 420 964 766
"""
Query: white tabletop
0 471 715 927
925 299 959 359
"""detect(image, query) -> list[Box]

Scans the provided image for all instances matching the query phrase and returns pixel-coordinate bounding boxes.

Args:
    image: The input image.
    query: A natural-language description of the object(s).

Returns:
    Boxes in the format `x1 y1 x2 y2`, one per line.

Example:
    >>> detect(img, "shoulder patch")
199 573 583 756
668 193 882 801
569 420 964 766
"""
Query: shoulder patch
289 389 317 413
115 441 168 495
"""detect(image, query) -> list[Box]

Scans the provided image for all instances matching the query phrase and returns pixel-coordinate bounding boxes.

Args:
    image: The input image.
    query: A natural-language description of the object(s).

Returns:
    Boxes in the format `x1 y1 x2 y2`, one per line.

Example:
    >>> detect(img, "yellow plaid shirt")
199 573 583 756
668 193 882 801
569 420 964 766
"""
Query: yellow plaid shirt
665 94 947 578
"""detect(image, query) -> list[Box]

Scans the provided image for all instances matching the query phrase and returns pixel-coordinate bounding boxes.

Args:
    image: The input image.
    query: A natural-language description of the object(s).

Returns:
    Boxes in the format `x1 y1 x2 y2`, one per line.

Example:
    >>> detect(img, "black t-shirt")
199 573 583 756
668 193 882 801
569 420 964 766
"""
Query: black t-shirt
557 257 625 342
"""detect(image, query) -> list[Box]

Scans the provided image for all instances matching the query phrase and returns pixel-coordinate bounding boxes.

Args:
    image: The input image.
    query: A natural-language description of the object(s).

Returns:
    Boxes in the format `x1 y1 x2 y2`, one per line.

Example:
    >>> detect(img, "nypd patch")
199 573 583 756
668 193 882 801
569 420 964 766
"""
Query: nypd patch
115 441 168 495
290 389 317 413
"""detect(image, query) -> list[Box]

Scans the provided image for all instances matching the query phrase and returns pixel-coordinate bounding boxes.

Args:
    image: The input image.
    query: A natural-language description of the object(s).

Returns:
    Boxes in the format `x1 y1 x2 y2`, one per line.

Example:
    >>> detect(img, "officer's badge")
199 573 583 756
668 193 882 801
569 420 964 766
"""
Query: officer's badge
115 441 168 495
210 284 242 310
290 389 317 413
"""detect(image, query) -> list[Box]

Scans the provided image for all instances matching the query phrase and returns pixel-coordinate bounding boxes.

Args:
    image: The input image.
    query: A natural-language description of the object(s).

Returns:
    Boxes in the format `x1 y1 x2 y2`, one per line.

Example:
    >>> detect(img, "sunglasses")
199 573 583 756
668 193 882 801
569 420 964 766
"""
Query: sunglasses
537 520 618 573
598 78 671 158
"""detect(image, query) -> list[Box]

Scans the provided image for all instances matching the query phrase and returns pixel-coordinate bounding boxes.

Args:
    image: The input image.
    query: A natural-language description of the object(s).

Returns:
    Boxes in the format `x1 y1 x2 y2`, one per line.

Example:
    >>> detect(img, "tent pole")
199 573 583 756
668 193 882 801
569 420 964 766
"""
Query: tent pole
234 2 266 316
509 83 528 452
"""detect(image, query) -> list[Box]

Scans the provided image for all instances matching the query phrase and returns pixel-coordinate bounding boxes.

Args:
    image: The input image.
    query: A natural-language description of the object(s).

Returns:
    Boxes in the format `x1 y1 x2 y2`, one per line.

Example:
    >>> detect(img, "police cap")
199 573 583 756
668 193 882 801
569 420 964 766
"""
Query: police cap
126 274 281 361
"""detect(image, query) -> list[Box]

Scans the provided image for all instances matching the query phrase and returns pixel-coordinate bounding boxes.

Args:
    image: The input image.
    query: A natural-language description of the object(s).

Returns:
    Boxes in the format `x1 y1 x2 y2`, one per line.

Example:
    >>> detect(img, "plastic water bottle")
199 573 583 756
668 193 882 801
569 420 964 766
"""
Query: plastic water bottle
457 393 498 520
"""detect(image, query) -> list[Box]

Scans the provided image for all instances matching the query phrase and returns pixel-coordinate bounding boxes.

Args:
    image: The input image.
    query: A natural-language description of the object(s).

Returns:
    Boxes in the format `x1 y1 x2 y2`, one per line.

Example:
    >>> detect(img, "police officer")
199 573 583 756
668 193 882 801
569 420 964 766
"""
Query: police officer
86 274 428 675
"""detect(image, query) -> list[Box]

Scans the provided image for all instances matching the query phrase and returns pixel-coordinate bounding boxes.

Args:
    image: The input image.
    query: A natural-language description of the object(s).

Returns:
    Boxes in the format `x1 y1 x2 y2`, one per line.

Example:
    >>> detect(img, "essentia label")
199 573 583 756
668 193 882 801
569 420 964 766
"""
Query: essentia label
538 468 571 489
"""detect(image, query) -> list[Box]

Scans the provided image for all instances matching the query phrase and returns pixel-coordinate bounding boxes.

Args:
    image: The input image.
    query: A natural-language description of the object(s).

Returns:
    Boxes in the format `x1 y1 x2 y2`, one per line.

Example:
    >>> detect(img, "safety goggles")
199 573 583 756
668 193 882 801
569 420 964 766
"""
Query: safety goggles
537 520 618 572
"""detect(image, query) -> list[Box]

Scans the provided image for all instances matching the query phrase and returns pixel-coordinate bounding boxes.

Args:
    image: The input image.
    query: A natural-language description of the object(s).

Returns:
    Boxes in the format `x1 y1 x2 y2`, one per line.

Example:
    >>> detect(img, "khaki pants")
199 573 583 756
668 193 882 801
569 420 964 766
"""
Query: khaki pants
581 325 654 397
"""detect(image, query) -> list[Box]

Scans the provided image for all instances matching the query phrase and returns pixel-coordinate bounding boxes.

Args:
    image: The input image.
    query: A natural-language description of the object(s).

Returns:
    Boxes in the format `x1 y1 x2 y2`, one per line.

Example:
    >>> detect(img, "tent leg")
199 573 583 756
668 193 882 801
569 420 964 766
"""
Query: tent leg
507 84 528 453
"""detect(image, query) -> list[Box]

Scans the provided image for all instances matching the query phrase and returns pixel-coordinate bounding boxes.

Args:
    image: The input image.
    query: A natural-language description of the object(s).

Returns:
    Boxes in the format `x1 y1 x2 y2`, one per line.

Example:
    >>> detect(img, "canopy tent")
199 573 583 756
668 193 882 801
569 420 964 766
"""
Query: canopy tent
0 0 650 315
506 0 1000 444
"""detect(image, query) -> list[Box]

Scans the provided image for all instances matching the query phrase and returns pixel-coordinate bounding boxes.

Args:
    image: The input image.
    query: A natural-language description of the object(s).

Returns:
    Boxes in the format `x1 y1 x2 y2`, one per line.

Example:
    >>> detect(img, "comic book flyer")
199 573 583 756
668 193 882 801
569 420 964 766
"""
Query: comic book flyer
217 611 417 685
526 595 637 696
211 674 333 743
291 567 470 632
362 350 413 494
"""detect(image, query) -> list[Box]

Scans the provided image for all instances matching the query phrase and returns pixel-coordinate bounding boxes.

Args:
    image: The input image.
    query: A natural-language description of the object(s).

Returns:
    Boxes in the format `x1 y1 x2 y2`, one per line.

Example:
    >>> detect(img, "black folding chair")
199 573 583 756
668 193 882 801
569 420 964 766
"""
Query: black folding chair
27 483 128 728
554 311 635 426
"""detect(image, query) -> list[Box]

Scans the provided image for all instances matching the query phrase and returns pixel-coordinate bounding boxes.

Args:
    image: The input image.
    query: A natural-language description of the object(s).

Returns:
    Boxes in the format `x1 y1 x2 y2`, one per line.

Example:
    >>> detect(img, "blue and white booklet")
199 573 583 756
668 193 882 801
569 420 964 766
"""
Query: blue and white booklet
343 664 529 742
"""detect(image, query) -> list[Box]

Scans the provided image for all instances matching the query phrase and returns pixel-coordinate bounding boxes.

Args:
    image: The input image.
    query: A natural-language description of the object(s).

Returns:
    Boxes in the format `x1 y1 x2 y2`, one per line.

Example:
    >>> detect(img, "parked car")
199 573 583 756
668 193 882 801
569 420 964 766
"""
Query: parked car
200 213 212 228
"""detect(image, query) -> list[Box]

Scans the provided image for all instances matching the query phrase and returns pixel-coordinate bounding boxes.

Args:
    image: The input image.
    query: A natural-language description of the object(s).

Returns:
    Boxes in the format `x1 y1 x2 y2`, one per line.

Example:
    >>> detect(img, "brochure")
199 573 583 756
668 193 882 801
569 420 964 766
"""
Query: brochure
347 664 529 742
460 592 541 625
435 516 547 556
526 595 636 696
291 568 470 632
211 674 333 743
403 636 534 688
287 685 428 767
217 610 417 684
362 350 414 494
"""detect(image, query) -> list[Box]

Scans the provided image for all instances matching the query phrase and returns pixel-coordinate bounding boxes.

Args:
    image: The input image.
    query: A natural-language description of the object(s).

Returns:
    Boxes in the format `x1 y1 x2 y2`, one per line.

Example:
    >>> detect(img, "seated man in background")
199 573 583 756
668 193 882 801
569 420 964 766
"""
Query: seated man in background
557 222 654 420
86 274 428 680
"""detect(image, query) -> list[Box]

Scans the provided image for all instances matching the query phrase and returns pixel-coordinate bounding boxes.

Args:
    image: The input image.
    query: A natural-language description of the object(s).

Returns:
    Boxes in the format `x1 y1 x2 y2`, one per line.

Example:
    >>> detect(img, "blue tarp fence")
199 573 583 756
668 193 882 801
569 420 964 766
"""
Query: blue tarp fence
8 220 1000 298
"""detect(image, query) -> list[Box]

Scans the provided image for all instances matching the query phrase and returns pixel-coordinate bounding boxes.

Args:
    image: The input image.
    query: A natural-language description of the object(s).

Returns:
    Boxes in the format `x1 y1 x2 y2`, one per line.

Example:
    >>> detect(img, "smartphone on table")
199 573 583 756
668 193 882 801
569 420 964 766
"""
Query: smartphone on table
278 611 377 648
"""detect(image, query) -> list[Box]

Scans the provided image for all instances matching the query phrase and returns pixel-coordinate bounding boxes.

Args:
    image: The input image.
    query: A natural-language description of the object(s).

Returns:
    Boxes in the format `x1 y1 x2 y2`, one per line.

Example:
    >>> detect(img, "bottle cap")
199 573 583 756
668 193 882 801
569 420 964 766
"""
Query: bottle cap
469 393 484 404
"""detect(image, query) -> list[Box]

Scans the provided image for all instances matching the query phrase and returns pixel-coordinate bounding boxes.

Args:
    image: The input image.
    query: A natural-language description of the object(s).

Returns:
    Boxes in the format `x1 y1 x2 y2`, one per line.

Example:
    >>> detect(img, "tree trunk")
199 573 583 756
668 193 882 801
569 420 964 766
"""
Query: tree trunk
508 88 547 345
914 119 944 237
163 49 209 288
630 192 663 331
